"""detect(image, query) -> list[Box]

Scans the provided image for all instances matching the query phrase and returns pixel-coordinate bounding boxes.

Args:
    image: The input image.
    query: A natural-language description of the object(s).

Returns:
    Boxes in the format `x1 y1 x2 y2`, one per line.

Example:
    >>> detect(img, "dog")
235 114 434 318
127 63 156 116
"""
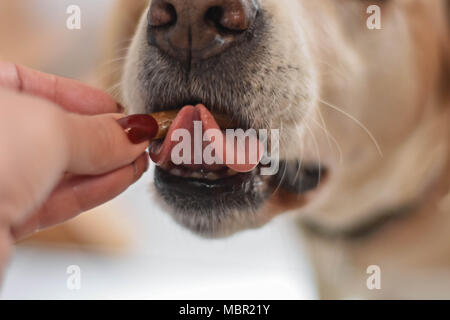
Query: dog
103 0 450 298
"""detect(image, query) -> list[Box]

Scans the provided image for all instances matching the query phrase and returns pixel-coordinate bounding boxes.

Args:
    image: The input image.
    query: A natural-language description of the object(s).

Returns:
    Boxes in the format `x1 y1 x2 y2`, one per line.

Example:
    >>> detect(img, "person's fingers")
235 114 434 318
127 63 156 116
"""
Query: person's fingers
64 112 150 175
11 153 149 241
0 61 120 114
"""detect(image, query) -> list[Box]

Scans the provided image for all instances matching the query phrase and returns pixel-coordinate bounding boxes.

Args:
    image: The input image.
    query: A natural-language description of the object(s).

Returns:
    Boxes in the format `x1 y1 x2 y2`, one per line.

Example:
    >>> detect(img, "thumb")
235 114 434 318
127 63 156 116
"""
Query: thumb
64 113 154 175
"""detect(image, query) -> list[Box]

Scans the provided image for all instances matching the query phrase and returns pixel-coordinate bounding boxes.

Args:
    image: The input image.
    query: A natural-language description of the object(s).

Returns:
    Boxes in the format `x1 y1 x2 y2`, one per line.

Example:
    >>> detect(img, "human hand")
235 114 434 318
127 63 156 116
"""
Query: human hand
0 62 152 274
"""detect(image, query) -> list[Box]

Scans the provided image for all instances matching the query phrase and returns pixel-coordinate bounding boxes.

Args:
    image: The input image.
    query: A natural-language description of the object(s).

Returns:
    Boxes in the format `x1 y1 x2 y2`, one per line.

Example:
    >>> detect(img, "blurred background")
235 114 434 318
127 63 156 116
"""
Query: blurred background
0 0 316 299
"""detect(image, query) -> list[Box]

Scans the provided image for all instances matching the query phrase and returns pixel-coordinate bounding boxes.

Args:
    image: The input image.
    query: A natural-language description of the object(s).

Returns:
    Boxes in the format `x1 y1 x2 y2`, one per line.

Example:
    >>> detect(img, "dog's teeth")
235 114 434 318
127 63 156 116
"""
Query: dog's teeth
163 166 242 180
170 168 183 177
205 172 220 180
190 171 203 179
226 168 238 176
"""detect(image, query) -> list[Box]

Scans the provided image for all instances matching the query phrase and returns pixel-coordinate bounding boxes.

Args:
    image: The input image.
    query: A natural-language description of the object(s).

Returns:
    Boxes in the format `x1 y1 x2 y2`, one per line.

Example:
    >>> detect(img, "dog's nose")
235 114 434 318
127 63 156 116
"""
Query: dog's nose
147 0 259 62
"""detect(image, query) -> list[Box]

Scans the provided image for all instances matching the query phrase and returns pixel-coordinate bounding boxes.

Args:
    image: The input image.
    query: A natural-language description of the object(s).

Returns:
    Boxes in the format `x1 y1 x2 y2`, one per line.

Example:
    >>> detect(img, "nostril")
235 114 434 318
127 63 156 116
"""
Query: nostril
148 0 260 62
148 2 177 28
205 6 225 30
205 3 253 35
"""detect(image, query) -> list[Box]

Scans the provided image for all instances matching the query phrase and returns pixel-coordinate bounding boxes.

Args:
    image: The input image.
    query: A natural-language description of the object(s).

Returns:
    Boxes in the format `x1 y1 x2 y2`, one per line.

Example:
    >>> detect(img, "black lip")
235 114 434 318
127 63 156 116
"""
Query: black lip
272 161 326 194
154 166 268 213
155 167 252 194
154 165 266 196
152 161 325 235
154 161 325 208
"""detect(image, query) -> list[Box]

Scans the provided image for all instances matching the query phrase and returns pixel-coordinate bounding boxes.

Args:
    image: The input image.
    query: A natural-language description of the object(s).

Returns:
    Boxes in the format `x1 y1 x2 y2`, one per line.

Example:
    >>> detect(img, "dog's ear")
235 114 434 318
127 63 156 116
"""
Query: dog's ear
99 0 149 97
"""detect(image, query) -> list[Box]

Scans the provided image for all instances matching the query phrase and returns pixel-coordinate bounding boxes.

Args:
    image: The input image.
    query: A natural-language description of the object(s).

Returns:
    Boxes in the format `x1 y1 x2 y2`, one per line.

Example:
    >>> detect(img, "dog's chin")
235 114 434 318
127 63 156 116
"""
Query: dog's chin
152 160 325 237
153 166 271 237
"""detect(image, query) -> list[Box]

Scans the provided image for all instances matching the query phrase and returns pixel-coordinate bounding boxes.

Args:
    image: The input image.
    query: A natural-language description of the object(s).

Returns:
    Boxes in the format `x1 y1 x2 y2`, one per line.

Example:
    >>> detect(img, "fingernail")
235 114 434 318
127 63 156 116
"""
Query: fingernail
117 103 125 113
117 115 158 144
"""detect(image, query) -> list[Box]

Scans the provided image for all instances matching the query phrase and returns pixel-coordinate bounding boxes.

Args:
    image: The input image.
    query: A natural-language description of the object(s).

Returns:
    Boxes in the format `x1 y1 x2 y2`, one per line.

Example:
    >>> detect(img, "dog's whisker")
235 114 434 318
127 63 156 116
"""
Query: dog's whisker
105 81 123 97
97 52 129 70
285 111 306 184
297 117 323 184
310 110 333 152
310 109 344 164
97 57 128 79
318 98 383 157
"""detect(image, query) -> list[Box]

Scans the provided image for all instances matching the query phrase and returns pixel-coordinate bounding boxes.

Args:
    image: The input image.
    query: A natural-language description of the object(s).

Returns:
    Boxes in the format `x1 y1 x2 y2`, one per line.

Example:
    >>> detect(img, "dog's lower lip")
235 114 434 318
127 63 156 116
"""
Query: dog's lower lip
154 166 262 193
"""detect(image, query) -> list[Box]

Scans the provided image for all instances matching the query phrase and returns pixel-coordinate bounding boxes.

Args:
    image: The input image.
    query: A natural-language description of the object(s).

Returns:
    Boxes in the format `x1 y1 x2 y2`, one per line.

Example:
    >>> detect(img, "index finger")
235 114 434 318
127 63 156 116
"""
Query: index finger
0 61 120 115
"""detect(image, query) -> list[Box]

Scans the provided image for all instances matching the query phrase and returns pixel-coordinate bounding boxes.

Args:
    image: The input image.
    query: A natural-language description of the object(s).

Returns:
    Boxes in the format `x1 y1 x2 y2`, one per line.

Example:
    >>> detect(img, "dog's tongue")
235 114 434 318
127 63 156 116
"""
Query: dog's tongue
150 104 263 172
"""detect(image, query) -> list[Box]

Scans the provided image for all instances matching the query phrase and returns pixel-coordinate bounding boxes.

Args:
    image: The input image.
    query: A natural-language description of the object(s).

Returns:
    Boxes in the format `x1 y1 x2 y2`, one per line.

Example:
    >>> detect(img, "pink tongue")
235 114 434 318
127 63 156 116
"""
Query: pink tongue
149 104 263 173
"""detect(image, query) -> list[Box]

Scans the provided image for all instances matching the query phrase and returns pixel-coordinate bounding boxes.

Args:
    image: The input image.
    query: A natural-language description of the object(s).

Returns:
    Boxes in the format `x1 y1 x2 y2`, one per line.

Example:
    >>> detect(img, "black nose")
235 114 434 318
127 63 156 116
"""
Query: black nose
147 0 259 62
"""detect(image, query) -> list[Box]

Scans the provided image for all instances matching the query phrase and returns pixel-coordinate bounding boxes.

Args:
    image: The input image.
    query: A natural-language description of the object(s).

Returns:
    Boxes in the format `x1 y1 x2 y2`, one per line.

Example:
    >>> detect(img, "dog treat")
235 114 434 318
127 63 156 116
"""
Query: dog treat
150 110 236 140
118 109 236 144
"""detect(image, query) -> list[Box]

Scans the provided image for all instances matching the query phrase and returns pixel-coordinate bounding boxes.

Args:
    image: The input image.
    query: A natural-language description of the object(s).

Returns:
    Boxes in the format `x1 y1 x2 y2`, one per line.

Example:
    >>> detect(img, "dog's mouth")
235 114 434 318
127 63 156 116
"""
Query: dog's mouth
147 101 326 236
149 104 270 219
151 145 270 198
